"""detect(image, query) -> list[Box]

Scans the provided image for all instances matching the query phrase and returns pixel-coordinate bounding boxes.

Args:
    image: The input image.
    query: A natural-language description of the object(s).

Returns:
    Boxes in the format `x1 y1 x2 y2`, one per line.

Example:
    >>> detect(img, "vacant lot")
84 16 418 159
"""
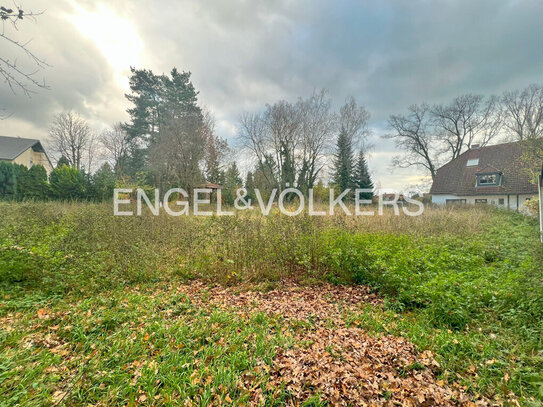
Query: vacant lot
0 203 542 406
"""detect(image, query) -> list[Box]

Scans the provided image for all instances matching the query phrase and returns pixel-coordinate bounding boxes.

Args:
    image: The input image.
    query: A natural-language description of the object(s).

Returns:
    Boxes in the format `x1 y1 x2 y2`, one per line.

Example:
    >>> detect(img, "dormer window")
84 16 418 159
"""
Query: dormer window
477 173 501 186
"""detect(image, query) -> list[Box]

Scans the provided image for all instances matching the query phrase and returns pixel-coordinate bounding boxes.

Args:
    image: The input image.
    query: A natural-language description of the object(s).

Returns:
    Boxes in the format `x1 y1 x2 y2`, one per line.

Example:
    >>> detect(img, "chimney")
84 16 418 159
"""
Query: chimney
471 144 480 149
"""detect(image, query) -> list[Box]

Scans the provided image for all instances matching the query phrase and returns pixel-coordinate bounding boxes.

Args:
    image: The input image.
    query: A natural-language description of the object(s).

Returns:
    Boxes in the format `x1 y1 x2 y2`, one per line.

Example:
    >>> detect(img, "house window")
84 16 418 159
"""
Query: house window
475 199 488 204
477 173 501 186
446 199 466 205
498 198 505 205
466 158 479 167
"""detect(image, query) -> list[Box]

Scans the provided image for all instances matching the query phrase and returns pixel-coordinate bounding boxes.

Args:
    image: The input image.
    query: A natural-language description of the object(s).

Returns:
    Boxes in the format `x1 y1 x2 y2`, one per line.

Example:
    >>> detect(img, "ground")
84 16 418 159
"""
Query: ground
0 203 542 405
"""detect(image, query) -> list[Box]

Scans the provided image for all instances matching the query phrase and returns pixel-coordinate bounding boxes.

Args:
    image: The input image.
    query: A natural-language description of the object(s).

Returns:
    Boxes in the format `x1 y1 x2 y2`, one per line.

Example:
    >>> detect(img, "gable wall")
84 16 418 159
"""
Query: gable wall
12 147 53 174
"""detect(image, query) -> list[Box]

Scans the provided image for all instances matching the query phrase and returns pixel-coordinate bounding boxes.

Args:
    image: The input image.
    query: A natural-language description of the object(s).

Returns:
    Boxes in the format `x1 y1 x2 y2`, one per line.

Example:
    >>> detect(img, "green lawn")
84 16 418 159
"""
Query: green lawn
0 202 542 405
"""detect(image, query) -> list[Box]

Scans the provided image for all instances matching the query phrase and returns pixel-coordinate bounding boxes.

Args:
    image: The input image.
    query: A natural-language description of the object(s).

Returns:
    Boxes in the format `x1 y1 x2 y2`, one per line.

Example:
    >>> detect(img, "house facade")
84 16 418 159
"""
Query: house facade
0 136 53 174
430 142 538 210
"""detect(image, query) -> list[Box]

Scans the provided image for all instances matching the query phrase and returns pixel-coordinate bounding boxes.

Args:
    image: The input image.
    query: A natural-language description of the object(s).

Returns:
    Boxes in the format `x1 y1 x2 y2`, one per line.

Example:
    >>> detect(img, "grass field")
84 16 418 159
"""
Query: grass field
0 202 542 406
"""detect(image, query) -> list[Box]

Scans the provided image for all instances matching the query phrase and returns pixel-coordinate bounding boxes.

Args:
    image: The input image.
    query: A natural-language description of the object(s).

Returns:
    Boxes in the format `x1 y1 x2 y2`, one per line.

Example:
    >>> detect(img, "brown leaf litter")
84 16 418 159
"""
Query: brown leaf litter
173 281 493 406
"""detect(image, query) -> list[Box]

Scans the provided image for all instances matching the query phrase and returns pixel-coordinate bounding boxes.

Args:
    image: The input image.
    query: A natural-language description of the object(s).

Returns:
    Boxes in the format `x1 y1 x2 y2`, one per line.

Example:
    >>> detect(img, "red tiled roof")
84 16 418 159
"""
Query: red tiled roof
430 141 538 196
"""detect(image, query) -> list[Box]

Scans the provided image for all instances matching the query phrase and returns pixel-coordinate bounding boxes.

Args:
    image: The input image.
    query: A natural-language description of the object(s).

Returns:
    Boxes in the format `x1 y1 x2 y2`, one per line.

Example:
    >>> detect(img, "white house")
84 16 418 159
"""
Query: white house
430 141 539 210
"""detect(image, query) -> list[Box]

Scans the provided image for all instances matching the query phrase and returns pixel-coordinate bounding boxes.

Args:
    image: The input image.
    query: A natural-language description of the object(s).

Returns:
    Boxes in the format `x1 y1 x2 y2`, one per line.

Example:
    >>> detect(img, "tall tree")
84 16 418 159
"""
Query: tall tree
150 114 206 194
100 123 131 176
239 112 278 188
502 84 543 141
202 110 229 184
49 111 93 171
124 67 204 189
124 68 165 144
222 162 242 205
264 100 300 188
332 127 355 193
296 89 336 193
245 171 255 202
386 104 441 179
354 150 373 200
339 97 371 150
432 94 501 159
252 154 278 199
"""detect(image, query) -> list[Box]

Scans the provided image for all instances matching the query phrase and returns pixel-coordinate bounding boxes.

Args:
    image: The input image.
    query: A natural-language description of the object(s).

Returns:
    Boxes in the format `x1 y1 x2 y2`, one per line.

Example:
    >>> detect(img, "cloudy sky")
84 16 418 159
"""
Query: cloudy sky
2 0 543 189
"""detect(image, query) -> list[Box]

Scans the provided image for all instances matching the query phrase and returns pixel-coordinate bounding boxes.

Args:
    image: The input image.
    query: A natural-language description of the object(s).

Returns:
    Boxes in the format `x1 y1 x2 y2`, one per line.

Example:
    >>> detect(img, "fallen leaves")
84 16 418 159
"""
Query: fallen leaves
172 280 491 406
175 280 382 324
269 327 486 406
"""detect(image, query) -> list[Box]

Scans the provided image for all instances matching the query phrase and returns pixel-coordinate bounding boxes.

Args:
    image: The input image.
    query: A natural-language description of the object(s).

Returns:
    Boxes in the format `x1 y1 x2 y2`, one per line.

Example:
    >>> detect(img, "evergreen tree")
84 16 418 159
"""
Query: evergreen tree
332 127 355 195
124 67 204 190
245 171 255 202
124 67 165 144
92 163 116 201
0 162 17 199
222 162 242 205
49 165 86 200
354 150 373 200
56 156 70 168
253 154 278 200
15 164 49 200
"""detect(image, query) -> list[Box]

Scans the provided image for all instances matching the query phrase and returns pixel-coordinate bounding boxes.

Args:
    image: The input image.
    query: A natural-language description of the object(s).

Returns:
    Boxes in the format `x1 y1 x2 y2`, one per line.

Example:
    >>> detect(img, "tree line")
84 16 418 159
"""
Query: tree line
1 67 374 203
386 84 543 180
239 90 373 201
0 160 115 201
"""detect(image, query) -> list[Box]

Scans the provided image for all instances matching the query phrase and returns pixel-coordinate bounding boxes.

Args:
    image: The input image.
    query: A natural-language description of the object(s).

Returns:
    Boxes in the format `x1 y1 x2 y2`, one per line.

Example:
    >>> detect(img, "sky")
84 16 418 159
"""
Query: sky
2 0 543 190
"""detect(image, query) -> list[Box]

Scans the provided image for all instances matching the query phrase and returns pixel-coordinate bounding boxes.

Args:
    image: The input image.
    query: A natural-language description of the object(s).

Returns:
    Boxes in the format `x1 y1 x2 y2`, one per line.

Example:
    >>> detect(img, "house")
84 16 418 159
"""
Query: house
430 141 538 210
0 136 53 174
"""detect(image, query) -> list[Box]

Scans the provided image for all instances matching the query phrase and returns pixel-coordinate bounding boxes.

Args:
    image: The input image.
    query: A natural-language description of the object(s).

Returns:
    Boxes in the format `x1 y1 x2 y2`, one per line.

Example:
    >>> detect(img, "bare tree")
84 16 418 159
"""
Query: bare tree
201 109 229 184
1 4 49 96
296 89 336 190
339 96 371 150
100 123 131 175
49 111 92 171
239 111 278 187
432 94 501 159
386 104 441 179
239 101 302 189
150 113 206 194
263 100 301 187
502 84 543 140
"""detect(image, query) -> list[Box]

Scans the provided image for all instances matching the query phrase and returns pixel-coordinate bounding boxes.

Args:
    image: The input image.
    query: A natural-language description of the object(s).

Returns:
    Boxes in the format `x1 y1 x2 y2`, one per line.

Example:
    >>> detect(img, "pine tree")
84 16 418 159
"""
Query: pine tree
49 165 86 200
0 162 17 199
354 150 373 200
245 171 255 202
15 164 49 200
92 163 116 202
332 127 355 194
222 162 242 205
56 156 70 168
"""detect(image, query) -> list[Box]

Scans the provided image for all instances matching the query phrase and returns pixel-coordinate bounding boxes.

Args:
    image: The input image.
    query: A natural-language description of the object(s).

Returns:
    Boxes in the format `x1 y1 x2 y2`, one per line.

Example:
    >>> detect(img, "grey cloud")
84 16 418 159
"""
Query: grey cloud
2 0 543 188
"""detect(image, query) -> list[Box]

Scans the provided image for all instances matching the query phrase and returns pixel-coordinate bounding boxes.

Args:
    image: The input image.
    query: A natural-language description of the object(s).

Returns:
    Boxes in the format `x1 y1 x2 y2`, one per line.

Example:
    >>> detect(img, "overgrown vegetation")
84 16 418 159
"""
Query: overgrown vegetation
0 203 542 404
